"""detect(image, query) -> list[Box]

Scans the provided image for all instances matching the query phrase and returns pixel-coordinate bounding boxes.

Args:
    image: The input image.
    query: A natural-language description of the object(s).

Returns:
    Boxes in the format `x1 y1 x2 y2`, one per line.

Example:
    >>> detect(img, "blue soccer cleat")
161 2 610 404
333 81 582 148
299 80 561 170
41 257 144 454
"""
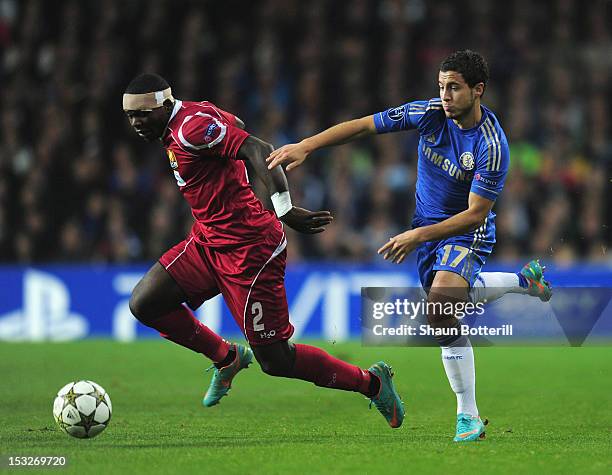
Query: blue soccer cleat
520 259 552 302
453 413 488 442
203 344 253 407
368 361 405 428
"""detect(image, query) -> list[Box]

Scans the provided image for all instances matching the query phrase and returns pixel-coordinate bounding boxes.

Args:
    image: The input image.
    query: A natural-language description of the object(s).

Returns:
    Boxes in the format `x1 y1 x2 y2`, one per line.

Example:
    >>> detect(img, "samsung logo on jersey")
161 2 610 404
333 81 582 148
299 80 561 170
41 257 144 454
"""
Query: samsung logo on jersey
422 145 473 182
387 106 405 121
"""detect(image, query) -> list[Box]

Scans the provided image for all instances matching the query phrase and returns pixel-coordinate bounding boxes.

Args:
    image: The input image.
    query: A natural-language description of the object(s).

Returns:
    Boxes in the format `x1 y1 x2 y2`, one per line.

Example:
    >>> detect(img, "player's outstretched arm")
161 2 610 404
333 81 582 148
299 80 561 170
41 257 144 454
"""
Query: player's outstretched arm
378 193 494 264
266 115 377 171
238 136 333 234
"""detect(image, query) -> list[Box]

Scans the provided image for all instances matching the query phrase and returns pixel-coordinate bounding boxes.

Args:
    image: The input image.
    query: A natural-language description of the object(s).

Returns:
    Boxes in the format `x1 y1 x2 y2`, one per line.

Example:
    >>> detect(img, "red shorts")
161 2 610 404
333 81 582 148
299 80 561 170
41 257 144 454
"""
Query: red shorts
159 229 293 346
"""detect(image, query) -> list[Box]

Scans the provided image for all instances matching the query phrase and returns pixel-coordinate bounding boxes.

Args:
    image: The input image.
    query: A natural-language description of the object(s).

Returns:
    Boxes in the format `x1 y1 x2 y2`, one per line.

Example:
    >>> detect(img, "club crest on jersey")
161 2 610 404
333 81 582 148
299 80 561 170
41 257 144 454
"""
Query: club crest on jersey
387 106 405 121
426 134 436 143
167 149 178 169
459 152 475 170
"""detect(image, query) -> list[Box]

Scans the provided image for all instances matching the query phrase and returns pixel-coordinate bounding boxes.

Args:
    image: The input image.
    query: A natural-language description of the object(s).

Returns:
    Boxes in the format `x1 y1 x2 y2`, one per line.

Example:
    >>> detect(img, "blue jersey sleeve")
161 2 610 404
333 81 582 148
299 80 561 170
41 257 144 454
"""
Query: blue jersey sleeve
470 127 510 201
373 99 444 135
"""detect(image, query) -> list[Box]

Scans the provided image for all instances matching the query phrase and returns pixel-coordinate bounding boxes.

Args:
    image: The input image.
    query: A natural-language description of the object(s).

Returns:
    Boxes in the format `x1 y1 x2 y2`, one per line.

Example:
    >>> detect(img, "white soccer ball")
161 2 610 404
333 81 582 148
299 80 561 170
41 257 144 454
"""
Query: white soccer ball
52 380 112 439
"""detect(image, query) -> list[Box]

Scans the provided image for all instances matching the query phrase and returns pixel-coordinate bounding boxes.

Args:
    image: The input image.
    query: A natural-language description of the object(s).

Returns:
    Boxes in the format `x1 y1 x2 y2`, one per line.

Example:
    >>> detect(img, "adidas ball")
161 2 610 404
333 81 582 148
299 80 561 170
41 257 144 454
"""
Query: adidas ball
52 380 112 439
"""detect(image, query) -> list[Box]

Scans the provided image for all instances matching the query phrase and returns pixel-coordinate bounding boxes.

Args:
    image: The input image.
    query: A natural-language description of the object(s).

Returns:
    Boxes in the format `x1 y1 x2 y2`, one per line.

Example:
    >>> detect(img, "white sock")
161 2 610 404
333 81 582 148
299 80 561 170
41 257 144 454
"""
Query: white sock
441 335 478 416
469 272 528 304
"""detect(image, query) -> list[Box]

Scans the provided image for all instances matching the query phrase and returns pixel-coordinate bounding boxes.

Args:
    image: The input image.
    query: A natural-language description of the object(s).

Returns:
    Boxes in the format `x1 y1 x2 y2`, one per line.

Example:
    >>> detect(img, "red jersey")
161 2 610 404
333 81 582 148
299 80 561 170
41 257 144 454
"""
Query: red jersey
162 100 282 247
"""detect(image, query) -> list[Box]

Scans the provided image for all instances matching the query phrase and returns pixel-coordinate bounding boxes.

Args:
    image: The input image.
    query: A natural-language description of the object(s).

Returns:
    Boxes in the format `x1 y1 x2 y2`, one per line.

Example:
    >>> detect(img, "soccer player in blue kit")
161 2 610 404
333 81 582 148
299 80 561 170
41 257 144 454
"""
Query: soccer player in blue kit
267 50 552 442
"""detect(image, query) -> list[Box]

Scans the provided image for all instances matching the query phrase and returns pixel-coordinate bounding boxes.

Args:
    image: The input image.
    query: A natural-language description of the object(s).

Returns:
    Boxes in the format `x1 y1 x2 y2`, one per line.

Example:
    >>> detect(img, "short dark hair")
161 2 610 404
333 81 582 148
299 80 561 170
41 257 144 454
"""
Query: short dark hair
440 50 489 89
125 73 170 94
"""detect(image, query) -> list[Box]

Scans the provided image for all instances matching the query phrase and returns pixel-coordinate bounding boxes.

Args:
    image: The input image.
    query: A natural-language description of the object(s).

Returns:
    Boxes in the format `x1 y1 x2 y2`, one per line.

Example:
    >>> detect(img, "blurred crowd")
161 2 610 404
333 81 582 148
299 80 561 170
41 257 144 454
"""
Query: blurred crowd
0 0 610 264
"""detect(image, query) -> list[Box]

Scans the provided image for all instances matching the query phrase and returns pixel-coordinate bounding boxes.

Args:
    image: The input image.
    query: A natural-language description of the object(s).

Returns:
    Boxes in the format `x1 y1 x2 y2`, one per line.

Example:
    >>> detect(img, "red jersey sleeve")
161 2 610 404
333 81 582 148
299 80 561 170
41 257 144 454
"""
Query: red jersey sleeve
177 112 249 159
216 108 240 127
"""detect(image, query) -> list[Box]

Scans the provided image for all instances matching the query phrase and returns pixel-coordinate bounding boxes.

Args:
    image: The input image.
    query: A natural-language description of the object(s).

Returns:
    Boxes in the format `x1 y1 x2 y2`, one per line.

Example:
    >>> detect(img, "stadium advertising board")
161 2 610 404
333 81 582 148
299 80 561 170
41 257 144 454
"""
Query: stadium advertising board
1 264 610 344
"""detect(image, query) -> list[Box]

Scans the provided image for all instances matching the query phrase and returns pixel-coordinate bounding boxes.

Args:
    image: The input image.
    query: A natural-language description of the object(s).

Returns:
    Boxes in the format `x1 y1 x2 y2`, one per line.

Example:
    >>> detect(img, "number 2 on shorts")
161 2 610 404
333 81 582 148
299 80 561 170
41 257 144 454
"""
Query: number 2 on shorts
251 301 264 331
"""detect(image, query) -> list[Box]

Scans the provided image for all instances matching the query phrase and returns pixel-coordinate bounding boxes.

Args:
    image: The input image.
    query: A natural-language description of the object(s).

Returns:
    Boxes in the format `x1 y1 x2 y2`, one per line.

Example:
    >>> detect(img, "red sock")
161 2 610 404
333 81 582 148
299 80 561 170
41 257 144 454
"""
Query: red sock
291 343 372 395
149 306 230 363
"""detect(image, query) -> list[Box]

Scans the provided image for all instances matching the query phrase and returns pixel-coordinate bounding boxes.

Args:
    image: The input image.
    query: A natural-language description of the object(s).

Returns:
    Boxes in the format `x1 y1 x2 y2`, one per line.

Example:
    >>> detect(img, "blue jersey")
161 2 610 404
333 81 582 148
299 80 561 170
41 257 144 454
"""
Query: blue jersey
373 98 509 224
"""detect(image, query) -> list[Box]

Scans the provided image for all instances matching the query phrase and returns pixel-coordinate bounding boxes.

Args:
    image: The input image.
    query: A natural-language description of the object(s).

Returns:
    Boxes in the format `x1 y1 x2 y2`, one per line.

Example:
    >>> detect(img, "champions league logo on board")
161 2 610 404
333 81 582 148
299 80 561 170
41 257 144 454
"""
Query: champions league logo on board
459 152 475 170
387 106 405 121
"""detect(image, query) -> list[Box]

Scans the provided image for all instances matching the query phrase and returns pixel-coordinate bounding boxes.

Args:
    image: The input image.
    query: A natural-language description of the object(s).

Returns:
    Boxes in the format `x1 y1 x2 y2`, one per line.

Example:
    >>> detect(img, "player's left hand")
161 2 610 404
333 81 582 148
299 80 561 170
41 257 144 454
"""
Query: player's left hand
280 207 333 234
377 229 423 264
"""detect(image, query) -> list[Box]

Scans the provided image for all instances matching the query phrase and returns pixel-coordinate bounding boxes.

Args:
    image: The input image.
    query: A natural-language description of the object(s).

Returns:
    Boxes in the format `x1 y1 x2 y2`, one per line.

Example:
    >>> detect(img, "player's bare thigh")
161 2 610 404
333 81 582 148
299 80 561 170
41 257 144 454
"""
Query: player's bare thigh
129 262 188 324
427 270 469 328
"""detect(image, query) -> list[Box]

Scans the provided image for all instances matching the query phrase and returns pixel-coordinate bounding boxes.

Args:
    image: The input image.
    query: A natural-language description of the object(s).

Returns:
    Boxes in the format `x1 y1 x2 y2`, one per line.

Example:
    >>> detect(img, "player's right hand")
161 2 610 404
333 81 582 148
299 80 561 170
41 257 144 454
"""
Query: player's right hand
266 142 309 171
280 207 333 234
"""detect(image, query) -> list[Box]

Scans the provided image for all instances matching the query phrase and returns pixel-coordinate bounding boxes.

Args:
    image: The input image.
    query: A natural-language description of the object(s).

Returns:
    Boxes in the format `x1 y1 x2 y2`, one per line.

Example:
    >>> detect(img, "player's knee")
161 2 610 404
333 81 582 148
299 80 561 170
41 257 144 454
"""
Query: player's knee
252 341 296 377
255 353 294 377
128 291 144 322
426 291 455 328
129 286 155 325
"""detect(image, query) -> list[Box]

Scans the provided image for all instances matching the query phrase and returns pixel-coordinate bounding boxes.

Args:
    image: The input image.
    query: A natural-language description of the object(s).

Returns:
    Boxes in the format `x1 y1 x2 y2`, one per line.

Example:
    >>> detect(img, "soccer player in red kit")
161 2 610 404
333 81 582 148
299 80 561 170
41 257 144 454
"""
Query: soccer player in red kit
122 73 404 428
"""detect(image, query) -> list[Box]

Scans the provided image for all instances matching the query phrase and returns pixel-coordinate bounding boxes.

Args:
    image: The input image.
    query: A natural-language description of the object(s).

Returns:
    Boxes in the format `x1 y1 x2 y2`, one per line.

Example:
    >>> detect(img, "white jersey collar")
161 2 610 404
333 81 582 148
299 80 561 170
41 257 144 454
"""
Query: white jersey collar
169 99 182 122
161 99 183 140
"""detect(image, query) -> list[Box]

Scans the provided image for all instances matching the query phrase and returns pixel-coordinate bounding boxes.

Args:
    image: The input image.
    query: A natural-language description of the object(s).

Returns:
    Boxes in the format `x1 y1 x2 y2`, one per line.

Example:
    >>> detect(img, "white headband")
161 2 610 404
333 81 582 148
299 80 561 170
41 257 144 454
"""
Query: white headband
123 87 174 111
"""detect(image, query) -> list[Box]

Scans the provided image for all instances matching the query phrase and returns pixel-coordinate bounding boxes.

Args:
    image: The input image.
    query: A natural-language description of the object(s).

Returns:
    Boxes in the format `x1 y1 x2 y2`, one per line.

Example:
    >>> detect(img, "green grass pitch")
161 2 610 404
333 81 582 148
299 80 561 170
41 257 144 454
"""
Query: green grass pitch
1 341 611 474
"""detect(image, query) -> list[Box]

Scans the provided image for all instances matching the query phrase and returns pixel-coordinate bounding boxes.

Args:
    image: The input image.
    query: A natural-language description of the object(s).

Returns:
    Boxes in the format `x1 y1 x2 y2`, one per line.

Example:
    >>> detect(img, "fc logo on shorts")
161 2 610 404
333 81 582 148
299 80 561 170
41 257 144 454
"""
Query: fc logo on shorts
167 149 178 169
459 152 475 170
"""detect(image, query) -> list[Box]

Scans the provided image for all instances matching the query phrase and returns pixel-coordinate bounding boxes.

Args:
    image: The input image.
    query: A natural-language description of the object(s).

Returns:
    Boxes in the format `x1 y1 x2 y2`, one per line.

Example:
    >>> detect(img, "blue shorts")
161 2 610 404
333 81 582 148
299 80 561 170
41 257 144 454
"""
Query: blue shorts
413 215 496 289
